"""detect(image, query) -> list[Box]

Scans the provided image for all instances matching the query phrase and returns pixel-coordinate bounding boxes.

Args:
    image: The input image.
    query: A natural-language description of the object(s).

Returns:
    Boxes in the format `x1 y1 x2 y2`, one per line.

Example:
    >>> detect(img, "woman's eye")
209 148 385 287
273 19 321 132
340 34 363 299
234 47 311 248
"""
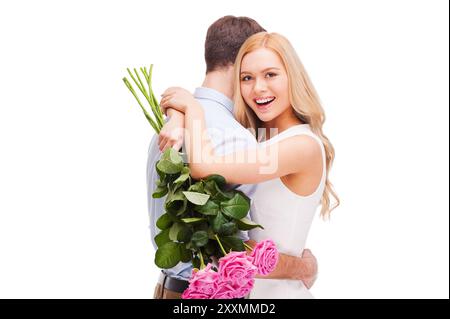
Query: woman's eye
266 72 277 78
241 75 252 81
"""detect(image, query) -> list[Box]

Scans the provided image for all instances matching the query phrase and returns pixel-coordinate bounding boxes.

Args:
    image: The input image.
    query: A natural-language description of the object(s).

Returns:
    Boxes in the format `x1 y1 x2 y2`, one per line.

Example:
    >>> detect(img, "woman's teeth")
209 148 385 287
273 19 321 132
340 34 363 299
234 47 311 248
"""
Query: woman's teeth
255 97 275 110
255 97 275 105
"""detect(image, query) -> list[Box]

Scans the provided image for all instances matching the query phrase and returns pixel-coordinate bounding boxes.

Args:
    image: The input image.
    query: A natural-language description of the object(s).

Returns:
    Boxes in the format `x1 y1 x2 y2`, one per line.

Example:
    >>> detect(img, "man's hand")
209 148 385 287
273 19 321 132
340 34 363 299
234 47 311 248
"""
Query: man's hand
299 249 318 289
245 240 318 288
158 109 185 152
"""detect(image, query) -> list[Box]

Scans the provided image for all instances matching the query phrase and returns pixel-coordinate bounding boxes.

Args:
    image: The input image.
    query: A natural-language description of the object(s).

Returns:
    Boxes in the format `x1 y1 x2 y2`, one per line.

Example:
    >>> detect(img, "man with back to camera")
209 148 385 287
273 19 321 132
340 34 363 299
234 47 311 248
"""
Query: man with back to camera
147 16 318 299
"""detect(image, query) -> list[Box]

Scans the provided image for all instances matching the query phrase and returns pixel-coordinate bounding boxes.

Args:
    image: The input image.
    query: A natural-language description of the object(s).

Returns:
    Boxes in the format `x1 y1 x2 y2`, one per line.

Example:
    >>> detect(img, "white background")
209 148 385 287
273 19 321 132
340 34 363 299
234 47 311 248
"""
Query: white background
0 0 448 299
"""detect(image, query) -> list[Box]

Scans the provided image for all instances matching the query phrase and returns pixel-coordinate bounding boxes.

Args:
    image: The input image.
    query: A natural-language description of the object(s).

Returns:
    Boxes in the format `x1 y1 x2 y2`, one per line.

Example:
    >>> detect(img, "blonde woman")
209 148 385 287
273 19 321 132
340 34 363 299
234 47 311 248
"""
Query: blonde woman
160 32 339 298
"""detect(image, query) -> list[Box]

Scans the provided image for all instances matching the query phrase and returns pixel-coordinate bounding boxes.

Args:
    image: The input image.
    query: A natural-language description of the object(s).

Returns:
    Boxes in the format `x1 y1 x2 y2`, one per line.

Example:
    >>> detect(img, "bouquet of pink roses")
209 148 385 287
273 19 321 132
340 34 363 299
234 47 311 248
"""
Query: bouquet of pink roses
181 239 278 299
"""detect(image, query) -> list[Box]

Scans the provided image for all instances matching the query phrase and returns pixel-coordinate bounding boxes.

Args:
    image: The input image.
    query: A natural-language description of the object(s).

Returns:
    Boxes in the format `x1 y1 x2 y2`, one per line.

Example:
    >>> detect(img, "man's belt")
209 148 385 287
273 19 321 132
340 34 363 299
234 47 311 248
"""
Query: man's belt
158 271 189 293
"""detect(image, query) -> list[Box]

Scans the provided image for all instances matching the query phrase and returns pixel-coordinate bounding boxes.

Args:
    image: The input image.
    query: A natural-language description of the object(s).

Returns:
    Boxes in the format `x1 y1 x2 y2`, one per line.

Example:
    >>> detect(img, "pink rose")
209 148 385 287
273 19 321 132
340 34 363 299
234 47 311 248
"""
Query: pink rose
250 239 279 275
181 264 219 299
181 288 210 299
218 251 258 287
210 282 237 299
233 277 254 298
210 278 252 299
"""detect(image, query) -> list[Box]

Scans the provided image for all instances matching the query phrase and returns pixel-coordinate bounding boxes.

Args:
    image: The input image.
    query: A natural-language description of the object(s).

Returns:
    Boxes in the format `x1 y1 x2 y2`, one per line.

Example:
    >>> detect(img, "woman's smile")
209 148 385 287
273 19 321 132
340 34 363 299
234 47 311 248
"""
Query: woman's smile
254 96 276 112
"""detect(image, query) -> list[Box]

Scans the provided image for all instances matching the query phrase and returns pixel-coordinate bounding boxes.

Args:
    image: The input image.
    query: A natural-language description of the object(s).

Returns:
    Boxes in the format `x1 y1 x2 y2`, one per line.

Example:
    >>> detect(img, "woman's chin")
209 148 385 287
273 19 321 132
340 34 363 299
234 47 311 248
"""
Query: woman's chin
256 113 274 122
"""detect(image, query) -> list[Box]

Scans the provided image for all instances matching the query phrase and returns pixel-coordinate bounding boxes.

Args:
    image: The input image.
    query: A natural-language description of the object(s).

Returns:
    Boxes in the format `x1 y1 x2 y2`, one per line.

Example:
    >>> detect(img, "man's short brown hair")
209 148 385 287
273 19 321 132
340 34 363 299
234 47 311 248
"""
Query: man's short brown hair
204 16 266 73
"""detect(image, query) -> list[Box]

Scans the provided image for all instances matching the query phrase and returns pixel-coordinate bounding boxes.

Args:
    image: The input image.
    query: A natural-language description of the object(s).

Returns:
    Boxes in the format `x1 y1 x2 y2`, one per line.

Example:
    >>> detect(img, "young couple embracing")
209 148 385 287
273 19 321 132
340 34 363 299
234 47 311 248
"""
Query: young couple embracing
148 15 339 299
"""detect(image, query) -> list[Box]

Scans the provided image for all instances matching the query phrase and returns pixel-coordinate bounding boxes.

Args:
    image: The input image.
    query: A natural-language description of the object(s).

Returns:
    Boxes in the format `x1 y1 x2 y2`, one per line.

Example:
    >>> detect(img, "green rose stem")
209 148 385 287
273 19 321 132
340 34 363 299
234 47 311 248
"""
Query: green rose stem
122 64 165 133
198 249 206 269
214 234 227 256
146 65 164 125
128 67 163 128
140 66 164 128
122 77 159 132
243 242 254 251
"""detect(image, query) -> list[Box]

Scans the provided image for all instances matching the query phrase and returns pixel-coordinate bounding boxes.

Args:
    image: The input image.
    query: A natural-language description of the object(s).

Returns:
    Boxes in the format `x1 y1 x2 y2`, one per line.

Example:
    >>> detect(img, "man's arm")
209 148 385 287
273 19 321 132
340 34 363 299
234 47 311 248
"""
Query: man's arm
245 240 318 289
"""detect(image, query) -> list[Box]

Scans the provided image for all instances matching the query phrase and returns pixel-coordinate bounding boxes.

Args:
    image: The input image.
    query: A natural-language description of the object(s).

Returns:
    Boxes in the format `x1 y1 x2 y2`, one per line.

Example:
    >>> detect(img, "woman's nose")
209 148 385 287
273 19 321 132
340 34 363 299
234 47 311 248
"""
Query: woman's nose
253 78 268 93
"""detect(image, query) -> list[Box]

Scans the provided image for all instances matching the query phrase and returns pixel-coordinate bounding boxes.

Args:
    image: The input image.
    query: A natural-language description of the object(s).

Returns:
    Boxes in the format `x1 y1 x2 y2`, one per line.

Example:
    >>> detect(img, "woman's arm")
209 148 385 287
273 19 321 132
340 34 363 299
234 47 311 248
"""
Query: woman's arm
160 87 321 184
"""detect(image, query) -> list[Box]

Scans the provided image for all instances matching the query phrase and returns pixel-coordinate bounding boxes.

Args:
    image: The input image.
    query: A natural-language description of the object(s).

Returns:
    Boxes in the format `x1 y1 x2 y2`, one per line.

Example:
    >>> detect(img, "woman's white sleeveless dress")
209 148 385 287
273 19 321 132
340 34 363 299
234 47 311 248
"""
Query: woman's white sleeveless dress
248 124 326 299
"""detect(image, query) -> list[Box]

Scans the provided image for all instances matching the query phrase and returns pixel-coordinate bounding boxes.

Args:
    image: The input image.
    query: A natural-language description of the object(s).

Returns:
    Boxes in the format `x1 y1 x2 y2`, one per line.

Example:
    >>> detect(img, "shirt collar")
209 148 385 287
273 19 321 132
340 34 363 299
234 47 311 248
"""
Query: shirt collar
193 87 234 114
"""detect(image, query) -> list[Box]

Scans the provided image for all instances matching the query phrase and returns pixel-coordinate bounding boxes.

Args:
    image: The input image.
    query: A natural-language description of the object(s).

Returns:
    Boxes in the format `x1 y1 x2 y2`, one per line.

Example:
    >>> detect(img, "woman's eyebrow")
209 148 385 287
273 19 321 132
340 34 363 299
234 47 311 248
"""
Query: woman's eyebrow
261 67 281 72
240 67 281 75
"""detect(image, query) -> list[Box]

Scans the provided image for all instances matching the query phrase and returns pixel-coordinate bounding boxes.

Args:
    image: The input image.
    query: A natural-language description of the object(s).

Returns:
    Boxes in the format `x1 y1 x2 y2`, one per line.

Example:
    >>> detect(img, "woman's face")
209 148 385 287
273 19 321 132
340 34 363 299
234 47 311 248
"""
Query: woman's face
240 48 291 123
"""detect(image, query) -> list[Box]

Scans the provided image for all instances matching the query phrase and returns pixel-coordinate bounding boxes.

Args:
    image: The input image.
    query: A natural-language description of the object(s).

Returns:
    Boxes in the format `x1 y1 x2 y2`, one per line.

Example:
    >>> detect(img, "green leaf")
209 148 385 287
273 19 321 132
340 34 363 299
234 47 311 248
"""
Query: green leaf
219 221 238 236
177 225 193 243
157 149 184 174
236 217 264 231
194 200 220 216
221 190 235 199
207 227 216 240
217 187 234 200
174 201 188 216
209 182 233 201
155 160 166 181
165 204 186 217
165 190 185 204
234 190 251 205
155 242 181 268
204 174 226 188
203 180 218 196
220 193 250 220
174 166 190 184
179 244 192 262
196 222 209 232
152 185 168 198
180 217 206 224
156 159 183 174
154 229 171 248
165 191 187 216
156 214 173 230
212 211 228 233
188 182 204 193
169 222 184 241
191 230 209 248
155 179 166 187
204 241 218 255
220 236 245 252
168 148 183 164
183 191 210 206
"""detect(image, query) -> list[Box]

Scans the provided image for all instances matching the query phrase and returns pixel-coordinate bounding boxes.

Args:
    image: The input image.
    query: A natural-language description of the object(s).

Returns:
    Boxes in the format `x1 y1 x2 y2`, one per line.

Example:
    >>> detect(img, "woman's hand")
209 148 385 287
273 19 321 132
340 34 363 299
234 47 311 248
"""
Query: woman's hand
158 109 184 152
160 87 198 115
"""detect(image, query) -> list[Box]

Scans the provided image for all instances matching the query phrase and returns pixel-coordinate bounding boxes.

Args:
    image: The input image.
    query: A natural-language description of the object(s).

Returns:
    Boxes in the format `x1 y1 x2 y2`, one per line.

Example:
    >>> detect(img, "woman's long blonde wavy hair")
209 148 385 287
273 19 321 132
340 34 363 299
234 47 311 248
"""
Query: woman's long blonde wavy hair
233 32 340 218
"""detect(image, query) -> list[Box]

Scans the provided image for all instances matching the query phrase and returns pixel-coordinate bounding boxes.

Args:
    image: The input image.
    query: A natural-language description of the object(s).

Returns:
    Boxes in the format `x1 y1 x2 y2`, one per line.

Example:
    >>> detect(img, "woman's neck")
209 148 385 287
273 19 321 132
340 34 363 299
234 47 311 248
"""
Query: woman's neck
263 109 304 140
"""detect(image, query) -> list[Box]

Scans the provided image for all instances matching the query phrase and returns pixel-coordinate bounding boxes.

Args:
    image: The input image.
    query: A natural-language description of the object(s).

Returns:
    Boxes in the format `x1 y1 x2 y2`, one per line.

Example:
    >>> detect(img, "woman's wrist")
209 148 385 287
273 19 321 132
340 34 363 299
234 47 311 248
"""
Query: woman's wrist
166 108 182 117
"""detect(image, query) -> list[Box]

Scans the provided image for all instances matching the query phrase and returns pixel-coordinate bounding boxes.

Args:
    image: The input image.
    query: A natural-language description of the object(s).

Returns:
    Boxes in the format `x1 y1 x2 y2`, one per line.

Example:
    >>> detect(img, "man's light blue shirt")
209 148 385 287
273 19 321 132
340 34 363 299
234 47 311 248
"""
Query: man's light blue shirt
146 87 258 280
